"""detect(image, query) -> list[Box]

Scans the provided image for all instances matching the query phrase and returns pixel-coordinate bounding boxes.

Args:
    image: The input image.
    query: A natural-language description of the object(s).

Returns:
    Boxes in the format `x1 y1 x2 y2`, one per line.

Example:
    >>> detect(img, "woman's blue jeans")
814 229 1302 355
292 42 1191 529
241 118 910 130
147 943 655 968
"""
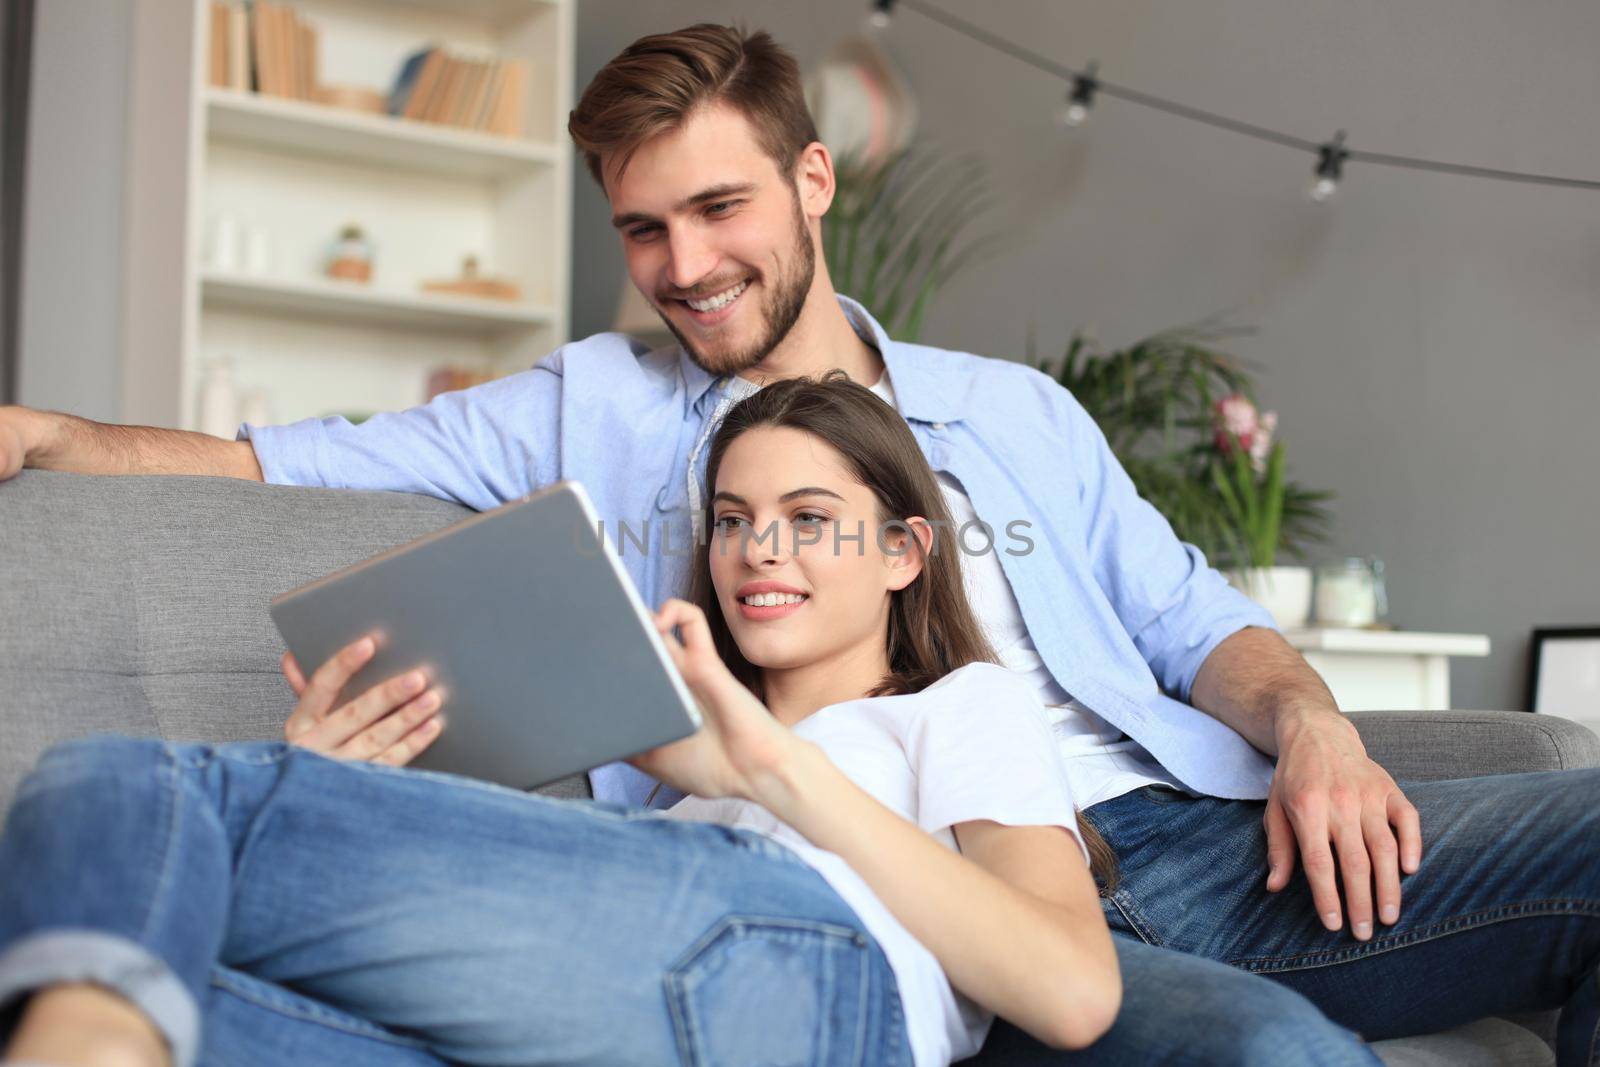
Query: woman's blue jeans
0 737 913 1067
976 769 1600 1066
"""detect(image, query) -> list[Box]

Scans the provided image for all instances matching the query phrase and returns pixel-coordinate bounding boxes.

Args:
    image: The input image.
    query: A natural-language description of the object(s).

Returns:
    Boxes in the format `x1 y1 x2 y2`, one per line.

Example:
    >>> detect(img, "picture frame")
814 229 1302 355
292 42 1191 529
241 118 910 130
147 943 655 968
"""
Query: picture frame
1 0 36 405
1525 627 1600 721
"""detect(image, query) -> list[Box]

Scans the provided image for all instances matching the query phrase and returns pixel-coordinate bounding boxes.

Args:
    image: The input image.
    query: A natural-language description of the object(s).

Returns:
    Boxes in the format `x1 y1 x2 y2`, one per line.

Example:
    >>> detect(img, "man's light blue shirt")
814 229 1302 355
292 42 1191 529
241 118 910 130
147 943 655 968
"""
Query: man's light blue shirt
242 296 1278 807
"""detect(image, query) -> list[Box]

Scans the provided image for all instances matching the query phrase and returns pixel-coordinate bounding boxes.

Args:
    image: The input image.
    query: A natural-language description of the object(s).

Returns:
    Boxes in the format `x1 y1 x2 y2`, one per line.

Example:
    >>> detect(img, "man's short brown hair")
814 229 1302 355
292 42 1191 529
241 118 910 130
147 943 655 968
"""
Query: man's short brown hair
568 23 819 190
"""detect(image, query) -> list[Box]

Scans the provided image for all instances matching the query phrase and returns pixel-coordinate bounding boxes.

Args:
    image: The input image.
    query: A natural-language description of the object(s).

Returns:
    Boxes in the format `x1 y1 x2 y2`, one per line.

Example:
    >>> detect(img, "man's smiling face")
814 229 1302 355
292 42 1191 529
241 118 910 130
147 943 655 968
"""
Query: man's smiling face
606 104 817 376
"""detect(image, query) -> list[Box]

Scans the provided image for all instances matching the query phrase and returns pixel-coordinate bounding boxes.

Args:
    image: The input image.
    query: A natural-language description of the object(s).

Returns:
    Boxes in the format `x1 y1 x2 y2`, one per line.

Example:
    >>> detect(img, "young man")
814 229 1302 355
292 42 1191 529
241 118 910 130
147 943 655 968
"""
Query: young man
2 23 1596 1066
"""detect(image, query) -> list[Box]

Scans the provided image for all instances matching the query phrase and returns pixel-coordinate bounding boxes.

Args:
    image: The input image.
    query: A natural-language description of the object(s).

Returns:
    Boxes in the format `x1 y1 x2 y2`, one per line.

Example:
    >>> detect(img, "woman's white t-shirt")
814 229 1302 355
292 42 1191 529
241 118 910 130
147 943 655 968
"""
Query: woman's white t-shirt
657 661 1087 1067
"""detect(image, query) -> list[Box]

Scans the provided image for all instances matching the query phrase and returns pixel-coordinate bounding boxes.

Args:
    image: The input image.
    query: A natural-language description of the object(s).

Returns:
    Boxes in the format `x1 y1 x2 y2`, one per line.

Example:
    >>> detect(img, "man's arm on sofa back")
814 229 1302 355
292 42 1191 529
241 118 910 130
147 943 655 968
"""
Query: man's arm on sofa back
0 406 262 481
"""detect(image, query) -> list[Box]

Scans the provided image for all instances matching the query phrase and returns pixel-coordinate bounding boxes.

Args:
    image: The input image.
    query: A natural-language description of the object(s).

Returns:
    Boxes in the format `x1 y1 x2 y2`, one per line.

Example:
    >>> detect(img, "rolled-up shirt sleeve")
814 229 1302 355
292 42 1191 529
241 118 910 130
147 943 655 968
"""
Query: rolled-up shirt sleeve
1047 379 1278 703
238 355 564 513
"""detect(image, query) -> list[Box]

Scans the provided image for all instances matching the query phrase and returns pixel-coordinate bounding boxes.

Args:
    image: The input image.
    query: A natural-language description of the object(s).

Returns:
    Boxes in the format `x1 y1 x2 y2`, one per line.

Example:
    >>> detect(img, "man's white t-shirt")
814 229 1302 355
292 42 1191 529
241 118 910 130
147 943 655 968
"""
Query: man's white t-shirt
863 369 1185 809
658 661 1086 1067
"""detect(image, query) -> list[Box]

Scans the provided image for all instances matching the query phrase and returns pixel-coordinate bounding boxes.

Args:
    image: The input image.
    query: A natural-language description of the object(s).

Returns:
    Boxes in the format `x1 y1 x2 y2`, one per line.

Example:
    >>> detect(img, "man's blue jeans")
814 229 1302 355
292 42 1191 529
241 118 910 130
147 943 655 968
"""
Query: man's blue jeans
0 737 913 1067
976 770 1600 1066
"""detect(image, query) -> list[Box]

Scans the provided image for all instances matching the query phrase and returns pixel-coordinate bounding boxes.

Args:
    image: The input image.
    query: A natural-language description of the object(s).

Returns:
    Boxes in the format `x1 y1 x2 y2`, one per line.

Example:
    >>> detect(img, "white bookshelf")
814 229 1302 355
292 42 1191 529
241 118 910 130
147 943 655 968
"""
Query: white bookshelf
201 270 560 331
205 88 565 177
121 0 574 430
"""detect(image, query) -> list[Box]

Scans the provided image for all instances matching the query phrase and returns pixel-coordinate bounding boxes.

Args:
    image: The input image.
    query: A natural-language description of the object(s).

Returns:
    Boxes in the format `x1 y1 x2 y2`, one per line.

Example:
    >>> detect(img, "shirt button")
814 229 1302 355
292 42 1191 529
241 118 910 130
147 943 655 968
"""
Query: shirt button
932 421 946 431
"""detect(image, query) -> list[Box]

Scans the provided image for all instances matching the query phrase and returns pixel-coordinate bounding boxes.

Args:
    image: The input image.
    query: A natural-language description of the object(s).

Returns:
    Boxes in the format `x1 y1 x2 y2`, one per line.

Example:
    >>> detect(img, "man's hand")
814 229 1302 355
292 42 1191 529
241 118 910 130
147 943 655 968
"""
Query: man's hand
1189 626 1424 941
1265 710 1422 940
0 406 43 481
281 635 445 765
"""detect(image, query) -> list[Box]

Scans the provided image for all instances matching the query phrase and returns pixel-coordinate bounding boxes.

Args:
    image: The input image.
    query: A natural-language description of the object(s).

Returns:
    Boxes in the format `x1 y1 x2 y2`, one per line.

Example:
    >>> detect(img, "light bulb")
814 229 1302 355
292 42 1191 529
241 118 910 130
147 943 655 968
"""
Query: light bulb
1057 101 1090 128
1057 66 1099 130
1308 130 1348 204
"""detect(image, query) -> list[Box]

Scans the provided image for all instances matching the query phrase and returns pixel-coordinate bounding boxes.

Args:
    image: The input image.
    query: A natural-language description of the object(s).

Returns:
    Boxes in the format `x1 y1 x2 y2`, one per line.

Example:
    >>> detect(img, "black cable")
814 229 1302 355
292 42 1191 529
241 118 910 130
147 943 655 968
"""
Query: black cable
895 0 1600 191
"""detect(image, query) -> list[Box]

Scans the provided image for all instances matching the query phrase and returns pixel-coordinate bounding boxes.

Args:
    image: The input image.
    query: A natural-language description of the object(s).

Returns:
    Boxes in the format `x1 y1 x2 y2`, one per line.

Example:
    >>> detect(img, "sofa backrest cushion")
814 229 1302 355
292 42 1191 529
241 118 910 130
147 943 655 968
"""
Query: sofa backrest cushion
0 470 591 820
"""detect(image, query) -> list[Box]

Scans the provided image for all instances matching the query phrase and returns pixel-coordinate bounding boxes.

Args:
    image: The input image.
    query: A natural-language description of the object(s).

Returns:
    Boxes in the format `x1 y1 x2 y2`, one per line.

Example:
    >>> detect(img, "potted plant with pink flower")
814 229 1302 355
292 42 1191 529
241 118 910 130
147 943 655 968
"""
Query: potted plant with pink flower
1208 393 1318 627
1035 326 1333 627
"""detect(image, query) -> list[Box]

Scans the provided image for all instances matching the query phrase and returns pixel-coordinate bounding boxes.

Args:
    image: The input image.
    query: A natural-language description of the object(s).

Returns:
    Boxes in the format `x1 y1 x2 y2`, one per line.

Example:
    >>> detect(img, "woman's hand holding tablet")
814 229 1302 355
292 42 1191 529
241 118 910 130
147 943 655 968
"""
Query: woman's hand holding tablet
281 634 447 766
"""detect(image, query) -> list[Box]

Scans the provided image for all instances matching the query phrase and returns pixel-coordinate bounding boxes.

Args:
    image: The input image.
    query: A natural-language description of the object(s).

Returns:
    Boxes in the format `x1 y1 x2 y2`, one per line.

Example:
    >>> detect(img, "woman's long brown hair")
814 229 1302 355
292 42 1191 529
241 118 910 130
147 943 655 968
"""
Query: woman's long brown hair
688 372 1118 890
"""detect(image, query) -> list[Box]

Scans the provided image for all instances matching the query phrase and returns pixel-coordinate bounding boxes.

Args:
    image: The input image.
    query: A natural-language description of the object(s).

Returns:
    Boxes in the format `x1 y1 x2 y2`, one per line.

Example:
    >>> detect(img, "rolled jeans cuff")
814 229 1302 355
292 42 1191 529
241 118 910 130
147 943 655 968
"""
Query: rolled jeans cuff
0 929 198 1067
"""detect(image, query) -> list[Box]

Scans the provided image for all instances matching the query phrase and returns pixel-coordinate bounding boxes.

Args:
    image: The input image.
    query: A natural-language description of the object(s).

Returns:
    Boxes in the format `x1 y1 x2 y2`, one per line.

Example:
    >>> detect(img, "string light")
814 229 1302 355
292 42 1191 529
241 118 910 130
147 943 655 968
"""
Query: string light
1055 61 1098 128
869 0 1600 196
867 0 895 32
1309 131 1348 202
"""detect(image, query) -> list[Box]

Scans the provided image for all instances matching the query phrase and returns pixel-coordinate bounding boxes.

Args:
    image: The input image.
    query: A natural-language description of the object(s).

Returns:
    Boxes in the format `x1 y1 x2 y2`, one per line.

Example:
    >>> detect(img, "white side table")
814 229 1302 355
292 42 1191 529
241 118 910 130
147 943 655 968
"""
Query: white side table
1281 629 1492 711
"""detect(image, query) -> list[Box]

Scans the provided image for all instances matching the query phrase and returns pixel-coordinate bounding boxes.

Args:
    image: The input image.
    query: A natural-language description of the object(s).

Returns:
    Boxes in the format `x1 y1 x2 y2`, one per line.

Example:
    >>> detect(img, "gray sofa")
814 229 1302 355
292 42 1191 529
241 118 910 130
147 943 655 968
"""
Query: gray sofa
3 468 1596 1065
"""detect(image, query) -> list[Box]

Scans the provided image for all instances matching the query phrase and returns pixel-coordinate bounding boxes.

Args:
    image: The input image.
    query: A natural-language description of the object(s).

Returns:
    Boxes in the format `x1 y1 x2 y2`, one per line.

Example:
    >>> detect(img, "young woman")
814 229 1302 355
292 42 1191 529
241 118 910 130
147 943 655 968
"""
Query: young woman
0 375 1119 1067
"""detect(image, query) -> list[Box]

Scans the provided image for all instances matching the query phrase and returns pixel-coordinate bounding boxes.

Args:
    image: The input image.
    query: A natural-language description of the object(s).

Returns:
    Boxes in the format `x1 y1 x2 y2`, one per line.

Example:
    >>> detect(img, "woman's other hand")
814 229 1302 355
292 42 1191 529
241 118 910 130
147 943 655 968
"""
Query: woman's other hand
281 636 444 766
629 599 808 803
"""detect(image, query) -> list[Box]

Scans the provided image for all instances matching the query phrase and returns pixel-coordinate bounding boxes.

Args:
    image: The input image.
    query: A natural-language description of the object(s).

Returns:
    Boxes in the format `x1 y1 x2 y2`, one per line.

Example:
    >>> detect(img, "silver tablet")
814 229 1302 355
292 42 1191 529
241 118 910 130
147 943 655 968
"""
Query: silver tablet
269 480 702 791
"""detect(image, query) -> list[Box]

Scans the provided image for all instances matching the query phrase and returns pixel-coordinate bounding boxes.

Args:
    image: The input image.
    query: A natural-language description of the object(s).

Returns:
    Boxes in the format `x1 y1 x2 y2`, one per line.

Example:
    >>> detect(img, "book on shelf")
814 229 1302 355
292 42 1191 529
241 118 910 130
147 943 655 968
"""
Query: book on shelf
475 63 507 130
208 4 226 88
228 5 249 91
387 48 529 138
207 6 529 138
388 48 433 116
209 1 319 101
208 2 251 91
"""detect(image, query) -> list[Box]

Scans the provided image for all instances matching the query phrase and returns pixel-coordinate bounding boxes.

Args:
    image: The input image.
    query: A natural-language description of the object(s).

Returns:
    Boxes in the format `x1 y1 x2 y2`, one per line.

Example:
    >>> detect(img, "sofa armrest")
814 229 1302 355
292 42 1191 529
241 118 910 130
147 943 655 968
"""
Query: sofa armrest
1349 711 1600 782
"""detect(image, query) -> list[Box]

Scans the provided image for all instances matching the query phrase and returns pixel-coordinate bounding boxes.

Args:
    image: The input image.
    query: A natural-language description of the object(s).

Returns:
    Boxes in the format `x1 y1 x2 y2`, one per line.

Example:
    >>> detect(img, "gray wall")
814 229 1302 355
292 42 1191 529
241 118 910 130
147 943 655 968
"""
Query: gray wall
572 0 1600 713
16 0 130 421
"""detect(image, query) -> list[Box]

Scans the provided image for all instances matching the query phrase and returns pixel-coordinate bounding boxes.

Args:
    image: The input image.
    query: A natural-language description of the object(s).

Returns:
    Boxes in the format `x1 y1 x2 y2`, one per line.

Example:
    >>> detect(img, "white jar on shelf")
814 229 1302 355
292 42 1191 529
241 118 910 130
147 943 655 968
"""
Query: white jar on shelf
1312 557 1389 629
202 213 241 273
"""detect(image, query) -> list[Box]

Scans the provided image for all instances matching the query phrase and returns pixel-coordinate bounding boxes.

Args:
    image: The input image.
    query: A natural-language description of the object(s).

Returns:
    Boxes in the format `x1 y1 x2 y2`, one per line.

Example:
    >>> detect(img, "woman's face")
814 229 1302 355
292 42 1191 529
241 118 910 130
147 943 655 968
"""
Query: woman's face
708 426 923 672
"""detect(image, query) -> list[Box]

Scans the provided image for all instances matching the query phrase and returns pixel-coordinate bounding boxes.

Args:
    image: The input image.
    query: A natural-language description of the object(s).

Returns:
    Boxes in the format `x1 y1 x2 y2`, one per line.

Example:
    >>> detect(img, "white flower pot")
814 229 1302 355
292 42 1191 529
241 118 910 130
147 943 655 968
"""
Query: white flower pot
1226 566 1313 629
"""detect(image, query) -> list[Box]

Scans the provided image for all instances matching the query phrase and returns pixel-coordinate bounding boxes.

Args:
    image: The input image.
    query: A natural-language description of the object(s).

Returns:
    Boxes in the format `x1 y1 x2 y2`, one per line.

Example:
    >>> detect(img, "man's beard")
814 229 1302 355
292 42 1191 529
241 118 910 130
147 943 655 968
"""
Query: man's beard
656 197 816 377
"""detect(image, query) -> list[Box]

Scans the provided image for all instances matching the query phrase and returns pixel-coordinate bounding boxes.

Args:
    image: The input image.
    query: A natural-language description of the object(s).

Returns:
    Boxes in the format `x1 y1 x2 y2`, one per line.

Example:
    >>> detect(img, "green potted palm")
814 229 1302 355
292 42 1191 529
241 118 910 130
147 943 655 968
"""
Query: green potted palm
822 145 1000 342
1035 327 1333 627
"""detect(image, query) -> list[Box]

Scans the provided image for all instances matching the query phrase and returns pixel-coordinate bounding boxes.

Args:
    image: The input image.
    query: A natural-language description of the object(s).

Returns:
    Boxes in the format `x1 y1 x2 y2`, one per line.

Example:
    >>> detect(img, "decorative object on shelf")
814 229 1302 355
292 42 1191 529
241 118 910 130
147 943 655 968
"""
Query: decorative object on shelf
387 47 529 138
805 35 917 173
197 357 240 439
1313 557 1389 629
1526 627 1600 722
426 365 495 402
242 223 274 276
313 85 387 115
325 224 374 284
421 256 521 302
1036 327 1334 626
821 144 998 343
202 212 242 273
